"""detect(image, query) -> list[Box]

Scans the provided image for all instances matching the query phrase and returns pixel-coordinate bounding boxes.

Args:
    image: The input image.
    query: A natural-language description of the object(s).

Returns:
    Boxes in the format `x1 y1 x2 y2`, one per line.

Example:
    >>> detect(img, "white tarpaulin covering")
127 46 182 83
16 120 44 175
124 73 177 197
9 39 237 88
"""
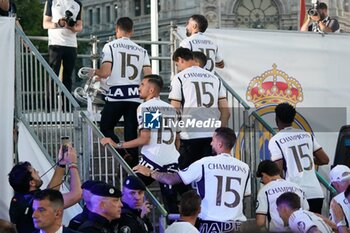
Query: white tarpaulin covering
178 26 350 164
18 121 82 225
0 17 15 221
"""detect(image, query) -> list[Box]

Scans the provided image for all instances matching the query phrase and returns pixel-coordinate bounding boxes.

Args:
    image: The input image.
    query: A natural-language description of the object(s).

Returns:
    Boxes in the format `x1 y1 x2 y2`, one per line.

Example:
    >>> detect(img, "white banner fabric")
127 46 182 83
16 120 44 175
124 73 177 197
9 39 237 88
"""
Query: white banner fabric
0 17 15 221
178 27 350 164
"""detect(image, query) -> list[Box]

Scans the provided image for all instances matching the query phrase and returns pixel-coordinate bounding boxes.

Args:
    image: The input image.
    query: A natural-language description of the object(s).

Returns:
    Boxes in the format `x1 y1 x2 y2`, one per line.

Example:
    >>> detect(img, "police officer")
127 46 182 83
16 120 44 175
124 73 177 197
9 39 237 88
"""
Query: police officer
78 183 123 233
118 175 153 233
68 180 106 230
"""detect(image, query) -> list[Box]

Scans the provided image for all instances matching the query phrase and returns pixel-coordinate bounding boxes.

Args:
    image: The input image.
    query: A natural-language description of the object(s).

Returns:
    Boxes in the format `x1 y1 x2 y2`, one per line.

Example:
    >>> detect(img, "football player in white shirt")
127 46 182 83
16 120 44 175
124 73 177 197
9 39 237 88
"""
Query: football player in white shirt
329 165 350 230
165 190 201 233
331 197 350 233
169 48 230 169
269 103 329 214
277 192 332 233
256 160 309 232
95 17 152 167
134 127 251 233
180 14 224 73
101 74 181 213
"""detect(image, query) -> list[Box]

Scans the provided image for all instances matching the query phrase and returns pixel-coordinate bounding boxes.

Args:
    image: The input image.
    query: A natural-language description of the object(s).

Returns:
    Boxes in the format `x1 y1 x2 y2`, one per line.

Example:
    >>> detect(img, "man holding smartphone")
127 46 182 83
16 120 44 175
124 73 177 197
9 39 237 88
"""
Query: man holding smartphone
8 145 82 233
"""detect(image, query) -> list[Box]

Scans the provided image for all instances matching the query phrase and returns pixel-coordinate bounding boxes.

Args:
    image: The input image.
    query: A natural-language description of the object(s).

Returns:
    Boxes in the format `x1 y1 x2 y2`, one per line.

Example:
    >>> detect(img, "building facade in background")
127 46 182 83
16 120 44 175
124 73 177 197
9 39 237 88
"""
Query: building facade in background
79 0 350 80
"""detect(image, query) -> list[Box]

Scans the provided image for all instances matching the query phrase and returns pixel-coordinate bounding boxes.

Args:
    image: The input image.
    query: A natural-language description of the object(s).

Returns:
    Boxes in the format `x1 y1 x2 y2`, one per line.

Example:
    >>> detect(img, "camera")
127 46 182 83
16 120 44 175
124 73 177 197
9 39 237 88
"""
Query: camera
308 0 319 17
64 10 76 27
61 136 70 156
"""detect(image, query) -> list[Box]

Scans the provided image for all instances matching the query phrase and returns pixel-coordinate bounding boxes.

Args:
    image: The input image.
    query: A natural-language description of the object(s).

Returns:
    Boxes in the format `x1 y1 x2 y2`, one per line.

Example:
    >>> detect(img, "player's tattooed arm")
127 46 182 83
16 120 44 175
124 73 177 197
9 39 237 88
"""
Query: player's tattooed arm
133 165 182 185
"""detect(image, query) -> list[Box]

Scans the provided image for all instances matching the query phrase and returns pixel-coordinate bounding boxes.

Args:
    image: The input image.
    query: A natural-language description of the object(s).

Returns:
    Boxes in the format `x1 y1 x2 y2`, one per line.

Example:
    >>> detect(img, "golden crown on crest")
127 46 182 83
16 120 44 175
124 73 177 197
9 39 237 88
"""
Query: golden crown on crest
246 64 303 108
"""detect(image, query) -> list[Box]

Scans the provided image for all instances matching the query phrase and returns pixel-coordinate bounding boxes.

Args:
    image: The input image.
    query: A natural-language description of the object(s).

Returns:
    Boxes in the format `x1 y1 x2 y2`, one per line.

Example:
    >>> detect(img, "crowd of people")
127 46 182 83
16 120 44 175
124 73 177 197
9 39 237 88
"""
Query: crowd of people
1 1 347 233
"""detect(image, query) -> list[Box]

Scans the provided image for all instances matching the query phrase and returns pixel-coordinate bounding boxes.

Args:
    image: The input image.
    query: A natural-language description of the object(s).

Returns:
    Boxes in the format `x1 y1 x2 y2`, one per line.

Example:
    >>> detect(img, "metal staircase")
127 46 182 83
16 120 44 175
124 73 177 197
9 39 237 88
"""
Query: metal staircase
14 23 336 232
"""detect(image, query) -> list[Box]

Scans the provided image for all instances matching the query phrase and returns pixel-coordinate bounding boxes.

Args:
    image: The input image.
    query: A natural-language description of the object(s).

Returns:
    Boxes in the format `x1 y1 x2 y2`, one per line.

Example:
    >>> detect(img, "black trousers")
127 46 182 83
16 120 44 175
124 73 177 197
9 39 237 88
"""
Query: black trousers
100 101 140 167
48 45 77 92
307 198 323 214
178 138 212 169
47 45 77 111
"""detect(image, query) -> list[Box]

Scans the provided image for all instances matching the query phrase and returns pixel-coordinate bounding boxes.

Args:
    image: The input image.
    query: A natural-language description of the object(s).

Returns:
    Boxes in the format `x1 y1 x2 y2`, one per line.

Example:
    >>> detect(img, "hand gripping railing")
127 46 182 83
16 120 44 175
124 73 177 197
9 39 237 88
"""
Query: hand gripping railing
79 112 168 231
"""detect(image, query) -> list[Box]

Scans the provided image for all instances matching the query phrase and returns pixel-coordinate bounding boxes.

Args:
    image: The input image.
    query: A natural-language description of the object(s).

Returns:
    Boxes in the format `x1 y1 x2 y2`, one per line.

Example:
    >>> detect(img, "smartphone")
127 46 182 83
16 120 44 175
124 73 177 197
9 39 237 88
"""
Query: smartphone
61 136 70 156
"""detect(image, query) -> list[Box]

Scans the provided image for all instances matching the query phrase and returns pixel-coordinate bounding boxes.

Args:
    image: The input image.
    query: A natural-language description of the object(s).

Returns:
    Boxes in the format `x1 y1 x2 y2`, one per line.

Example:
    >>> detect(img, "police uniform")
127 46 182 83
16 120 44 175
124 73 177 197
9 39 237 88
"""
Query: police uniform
68 180 106 230
9 190 39 233
68 206 91 231
118 203 152 233
118 176 153 233
78 184 122 233
78 212 119 233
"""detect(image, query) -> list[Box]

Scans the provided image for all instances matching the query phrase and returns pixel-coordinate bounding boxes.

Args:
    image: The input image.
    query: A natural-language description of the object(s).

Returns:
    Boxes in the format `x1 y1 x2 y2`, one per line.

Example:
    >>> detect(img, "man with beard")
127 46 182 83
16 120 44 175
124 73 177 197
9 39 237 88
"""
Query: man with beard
134 127 251 233
179 14 224 73
300 2 339 33
8 146 82 233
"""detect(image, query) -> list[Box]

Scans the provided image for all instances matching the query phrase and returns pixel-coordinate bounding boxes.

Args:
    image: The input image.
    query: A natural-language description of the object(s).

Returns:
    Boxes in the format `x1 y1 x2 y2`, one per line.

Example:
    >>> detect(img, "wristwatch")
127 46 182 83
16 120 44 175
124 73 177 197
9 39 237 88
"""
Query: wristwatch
116 142 123 149
337 220 347 228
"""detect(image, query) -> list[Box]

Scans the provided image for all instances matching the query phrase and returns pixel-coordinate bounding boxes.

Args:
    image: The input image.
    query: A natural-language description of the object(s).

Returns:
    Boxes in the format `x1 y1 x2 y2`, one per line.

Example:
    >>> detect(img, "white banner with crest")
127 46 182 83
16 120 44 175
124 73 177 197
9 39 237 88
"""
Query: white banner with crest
178 26 350 166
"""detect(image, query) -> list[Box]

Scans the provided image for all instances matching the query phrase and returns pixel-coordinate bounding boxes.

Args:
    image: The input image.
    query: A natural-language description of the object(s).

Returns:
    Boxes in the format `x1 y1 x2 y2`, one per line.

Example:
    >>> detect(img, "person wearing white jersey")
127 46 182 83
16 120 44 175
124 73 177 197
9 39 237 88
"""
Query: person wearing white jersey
101 74 181 213
331 191 350 233
134 127 251 233
43 0 83 111
95 17 152 167
329 165 350 229
277 192 332 233
169 47 230 169
269 102 329 214
165 190 201 233
255 160 309 232
180 14 224 73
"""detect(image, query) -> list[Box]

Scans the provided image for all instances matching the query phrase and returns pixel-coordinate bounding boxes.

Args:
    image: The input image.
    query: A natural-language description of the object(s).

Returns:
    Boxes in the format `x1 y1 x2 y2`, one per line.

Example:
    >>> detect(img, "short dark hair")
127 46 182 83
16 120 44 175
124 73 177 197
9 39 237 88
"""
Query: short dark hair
317 2 327 10
179 190 201 217
275 103 296 125
116 17 133 32
172 47 193 62
214 127 237 150
190 14 208 32
143 74 164 92
256 160 281 177
276 192 301 210
192 51 207 68
0 220 17 233
33 189 64 209
8 161 33 193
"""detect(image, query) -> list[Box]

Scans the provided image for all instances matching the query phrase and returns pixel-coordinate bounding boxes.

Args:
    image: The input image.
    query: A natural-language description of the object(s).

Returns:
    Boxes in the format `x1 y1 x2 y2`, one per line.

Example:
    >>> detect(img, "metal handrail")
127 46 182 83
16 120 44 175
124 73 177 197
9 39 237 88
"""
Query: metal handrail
218 74 250 110
16 23 168 222
80 112 168 217
28 35 173 45
16 26 80 108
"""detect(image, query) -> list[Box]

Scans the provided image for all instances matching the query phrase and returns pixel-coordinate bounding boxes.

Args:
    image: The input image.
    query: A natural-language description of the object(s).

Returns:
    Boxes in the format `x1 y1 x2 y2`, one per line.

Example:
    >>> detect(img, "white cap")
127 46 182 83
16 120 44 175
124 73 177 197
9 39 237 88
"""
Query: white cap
330 165 350 183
